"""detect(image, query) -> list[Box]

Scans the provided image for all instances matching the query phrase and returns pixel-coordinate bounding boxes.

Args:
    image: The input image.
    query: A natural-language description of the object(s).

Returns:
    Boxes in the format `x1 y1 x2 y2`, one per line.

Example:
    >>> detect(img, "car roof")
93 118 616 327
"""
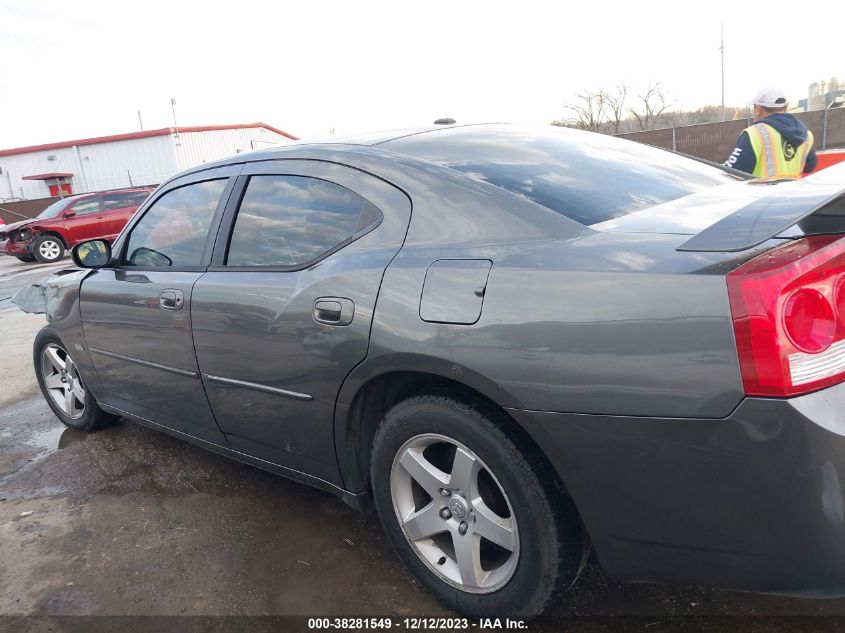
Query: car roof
167 123 504 179
180 123 552 174
59 186 150 200
90 187 154 195
281 122 510 148
304 124 474 146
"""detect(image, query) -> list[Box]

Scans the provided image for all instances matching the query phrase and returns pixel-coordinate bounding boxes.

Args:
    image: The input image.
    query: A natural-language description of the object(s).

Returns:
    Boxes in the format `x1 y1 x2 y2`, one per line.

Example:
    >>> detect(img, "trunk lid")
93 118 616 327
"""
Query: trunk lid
592 162 845 253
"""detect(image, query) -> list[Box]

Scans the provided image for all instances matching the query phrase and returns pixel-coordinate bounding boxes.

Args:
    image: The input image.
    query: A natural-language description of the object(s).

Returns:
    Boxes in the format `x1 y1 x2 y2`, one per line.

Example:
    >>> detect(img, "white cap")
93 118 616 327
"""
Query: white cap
752 87 789 108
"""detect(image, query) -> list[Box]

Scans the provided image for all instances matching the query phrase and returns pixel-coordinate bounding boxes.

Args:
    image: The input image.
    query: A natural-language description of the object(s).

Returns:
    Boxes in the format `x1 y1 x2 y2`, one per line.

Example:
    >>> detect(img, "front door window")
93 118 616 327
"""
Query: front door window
124 179 227 268
69 198 101 216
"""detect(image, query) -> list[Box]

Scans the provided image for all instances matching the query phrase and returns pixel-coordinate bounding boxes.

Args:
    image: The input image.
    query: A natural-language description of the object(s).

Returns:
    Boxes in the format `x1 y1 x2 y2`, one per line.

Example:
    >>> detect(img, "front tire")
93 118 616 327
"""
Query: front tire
34 329 117 432
32 234 65 263
371 394 585 617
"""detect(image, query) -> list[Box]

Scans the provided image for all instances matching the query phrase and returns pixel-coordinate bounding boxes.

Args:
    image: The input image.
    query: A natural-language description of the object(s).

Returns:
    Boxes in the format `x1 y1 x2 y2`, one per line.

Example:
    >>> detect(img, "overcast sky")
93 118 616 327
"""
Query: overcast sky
0 0 840 149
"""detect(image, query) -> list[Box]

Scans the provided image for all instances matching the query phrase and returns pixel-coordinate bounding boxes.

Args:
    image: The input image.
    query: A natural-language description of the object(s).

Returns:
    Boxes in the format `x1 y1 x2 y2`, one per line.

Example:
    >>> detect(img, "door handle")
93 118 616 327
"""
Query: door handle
160 288 184 311
313 297 354 326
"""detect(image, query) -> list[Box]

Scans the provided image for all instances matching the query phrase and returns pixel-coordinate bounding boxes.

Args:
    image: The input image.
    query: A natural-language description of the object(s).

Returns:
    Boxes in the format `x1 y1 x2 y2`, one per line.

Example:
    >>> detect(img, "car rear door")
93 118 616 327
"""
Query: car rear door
79 166 240 444
100 191 151 240
190 160 411 484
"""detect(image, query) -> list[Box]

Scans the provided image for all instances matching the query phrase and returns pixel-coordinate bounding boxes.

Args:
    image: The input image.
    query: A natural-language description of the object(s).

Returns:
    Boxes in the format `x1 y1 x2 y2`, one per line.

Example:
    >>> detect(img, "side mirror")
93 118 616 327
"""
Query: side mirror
64 211 77 218
128 246 172 268
72 239 112 268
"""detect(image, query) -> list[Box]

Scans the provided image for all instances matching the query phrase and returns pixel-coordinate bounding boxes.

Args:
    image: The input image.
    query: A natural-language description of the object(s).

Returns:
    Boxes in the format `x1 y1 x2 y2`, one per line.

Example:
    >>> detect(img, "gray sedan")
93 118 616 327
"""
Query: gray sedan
30 124 845 616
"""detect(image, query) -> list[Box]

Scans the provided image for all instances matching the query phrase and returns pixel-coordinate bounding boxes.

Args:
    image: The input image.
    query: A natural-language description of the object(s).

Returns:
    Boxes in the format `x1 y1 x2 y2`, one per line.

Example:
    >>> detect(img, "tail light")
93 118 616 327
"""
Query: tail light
727 234 845 397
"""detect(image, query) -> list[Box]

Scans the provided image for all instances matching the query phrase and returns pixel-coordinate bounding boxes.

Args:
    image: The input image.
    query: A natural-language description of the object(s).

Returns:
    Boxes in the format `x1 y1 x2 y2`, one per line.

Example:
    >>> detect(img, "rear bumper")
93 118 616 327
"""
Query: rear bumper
0 238 31 257
510 380 845 597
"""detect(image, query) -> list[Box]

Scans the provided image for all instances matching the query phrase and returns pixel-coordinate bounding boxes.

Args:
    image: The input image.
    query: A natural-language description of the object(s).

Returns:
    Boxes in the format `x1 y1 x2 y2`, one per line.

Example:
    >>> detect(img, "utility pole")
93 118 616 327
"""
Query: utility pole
171 97 180 145
720 23 725 120
137 110 144 131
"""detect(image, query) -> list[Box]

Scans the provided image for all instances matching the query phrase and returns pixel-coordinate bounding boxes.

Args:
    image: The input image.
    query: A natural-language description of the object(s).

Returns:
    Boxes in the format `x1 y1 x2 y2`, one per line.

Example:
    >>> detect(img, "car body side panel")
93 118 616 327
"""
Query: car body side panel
191 159 413 484
73 168 239 445
101 205 138 241
28 270 105 401
192 264 388 484
320 147 749 496
64 196 104 244
477 237 745 417
29 138 845 598
339 232 745 419
80 269 225 444
505 381 845 594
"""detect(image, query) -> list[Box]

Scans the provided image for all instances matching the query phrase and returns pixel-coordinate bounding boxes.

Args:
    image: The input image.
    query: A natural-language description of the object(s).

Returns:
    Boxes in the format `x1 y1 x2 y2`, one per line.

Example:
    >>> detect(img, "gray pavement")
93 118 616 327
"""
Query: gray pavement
1 253 845 628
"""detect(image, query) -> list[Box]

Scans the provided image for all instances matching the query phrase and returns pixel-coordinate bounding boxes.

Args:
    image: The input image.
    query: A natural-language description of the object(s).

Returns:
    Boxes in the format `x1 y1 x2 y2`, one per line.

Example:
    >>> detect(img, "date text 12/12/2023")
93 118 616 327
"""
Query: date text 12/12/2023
306 617 528 630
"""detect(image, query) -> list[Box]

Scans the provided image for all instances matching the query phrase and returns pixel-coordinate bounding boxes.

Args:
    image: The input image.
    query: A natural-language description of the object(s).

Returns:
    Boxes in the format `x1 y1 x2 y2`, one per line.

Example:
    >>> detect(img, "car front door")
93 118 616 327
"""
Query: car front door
79 166 240 444
63 196 104 243
190 160 412 484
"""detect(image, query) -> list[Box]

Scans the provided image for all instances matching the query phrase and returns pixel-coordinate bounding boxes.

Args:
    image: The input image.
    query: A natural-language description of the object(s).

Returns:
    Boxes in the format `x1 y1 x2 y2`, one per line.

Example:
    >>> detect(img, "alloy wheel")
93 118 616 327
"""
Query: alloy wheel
390 433 519 593
41 343 86 419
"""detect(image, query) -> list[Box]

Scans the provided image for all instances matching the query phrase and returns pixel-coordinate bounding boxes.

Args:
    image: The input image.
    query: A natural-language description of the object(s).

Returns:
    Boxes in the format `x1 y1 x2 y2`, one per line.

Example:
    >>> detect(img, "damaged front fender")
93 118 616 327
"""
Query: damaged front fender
12 267 106 402
13 269 89 320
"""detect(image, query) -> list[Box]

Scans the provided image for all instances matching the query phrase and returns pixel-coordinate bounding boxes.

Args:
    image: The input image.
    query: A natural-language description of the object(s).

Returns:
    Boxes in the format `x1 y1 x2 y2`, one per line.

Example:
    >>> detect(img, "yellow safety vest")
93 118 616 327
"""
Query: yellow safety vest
745 123 814 180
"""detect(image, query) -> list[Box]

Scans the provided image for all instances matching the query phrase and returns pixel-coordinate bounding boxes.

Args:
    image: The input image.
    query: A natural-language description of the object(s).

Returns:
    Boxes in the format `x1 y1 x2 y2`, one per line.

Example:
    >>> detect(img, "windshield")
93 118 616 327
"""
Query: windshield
381 124 742 226
35 197 74 219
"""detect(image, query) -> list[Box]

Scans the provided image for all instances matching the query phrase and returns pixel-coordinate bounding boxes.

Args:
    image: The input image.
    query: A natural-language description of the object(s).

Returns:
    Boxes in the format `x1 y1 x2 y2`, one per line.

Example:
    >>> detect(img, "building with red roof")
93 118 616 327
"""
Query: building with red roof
0 123 298 201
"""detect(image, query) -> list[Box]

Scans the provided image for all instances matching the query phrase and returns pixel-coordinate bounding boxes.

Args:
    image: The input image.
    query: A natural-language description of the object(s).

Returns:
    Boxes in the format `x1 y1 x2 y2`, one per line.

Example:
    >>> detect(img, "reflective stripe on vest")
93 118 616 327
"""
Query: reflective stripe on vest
745 123 814 180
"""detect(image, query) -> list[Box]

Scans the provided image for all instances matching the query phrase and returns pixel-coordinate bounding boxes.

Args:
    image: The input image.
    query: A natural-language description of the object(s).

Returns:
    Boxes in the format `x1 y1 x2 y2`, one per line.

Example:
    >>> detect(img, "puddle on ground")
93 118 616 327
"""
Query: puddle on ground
26 425 87 452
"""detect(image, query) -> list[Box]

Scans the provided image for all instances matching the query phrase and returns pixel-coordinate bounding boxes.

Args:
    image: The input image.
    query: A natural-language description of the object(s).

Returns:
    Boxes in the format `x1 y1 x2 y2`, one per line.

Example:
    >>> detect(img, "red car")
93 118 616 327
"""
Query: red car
0 187 153 263
808 148 845 174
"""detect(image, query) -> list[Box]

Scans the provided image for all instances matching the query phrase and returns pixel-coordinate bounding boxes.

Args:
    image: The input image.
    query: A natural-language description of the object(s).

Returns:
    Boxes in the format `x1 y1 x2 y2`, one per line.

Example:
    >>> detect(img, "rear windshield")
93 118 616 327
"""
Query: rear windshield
381 125 741 226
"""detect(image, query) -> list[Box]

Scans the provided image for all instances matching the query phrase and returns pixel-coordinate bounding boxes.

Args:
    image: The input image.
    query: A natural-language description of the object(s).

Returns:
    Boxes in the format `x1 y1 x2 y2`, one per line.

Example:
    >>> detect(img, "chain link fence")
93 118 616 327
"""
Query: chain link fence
617 108 845 163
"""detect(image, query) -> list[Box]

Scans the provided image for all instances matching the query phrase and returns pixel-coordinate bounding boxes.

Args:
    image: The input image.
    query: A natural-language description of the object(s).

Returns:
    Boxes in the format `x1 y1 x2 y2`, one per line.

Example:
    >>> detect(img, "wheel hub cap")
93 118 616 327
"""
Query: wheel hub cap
448 496 468 519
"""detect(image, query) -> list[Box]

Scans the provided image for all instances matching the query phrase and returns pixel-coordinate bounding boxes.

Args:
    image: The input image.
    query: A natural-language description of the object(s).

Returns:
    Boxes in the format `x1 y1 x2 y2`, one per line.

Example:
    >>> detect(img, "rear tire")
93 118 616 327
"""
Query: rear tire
370 394 586 617
32 234 65 263
34 329 118 432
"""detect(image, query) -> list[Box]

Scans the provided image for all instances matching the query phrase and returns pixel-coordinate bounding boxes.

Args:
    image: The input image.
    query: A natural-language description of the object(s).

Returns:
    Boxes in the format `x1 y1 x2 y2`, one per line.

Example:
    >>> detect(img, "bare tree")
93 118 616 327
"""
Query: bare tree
671 105 730 127
601 83 629 134
554 82 726 135
561 90 607 132
628 82 673 131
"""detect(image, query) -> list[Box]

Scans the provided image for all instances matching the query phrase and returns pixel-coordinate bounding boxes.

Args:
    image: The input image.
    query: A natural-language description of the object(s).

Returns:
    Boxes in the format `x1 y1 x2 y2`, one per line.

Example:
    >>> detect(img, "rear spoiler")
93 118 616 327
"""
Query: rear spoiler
677 163 845 253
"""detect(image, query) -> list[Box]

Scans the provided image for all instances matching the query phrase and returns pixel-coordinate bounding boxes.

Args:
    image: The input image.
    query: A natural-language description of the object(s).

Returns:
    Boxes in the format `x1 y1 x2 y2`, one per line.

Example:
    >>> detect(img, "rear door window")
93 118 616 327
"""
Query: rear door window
225 175 382 268
103 192 148 210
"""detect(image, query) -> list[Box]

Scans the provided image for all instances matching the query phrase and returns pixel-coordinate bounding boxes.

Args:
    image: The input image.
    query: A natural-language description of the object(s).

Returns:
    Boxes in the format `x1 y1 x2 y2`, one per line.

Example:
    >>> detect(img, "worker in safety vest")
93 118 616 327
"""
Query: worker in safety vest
724 87 817 178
